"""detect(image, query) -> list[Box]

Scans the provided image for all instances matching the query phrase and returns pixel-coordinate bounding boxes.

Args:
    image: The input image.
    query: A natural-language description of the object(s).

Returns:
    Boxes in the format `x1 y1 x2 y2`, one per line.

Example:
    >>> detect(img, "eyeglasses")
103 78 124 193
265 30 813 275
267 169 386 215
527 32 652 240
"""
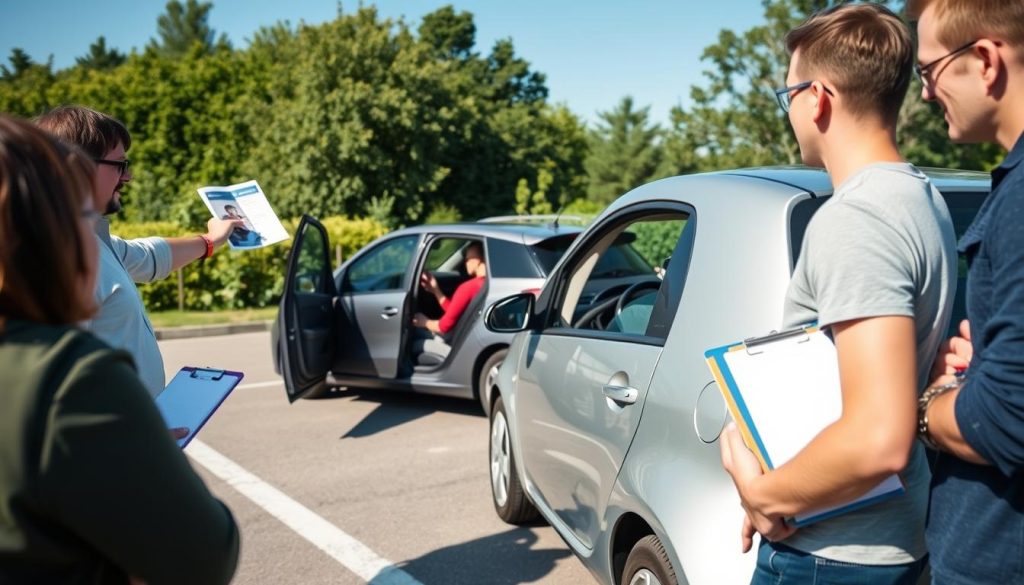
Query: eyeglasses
914 40 978 89
94 157 130 176
774 81 835 113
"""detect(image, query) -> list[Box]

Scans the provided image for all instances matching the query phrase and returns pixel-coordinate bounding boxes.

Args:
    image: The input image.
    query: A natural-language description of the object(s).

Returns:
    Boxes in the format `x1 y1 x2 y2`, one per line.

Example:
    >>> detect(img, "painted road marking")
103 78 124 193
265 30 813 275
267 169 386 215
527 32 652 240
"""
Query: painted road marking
236 380 283 390
186 440 423 585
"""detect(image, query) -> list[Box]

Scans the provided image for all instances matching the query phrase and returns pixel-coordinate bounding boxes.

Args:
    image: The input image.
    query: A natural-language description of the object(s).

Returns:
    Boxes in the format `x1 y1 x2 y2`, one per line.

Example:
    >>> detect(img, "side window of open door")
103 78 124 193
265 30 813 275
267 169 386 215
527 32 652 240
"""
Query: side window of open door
279 215 338 402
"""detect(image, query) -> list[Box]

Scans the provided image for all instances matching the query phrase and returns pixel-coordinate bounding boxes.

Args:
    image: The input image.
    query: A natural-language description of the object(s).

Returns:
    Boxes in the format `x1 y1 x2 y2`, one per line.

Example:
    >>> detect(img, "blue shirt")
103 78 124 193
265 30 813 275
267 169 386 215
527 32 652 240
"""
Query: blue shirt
927 132 1024 585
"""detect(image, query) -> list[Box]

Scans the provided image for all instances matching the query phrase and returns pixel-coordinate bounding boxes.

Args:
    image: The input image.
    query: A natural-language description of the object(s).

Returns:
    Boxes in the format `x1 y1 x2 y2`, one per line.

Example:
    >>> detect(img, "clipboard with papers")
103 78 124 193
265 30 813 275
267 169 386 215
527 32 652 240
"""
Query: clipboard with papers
155 367 244 448
704 324 904 527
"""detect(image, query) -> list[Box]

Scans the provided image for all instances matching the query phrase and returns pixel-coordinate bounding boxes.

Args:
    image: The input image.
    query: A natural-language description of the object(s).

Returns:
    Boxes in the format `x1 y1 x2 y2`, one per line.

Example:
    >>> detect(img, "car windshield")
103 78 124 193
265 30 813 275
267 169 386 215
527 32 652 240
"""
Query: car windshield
531 233 654 278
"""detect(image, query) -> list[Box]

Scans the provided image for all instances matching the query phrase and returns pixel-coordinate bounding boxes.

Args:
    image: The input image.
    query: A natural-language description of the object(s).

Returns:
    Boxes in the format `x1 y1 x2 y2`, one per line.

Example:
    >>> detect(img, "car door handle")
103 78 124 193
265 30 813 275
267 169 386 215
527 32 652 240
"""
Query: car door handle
603 384 638 405
380 307 399 318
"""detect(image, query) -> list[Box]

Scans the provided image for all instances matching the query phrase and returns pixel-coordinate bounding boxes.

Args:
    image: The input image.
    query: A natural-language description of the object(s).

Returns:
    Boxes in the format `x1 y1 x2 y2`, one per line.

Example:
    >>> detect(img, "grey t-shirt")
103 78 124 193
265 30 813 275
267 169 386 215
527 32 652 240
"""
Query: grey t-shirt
781 163 957 564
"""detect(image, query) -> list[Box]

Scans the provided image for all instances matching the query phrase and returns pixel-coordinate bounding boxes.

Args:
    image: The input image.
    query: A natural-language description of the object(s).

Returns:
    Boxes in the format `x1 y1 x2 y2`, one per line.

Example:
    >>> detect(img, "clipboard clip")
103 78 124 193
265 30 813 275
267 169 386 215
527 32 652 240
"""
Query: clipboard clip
190 367 226 381
744 326 811 355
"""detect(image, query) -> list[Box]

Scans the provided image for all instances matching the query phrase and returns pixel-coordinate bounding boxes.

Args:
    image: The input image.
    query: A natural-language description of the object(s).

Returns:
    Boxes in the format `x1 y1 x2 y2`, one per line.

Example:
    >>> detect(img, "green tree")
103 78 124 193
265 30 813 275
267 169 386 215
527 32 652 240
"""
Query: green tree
586 96 663 205
0 49 55 116
76 37 126 70
148 0 226 58
418 5 476 60
662 0 1000 173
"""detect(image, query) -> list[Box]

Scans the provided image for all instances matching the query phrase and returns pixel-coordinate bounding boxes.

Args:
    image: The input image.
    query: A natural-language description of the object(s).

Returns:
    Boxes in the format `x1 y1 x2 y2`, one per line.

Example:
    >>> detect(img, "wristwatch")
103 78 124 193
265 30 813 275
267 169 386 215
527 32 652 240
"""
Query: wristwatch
917 379 961 451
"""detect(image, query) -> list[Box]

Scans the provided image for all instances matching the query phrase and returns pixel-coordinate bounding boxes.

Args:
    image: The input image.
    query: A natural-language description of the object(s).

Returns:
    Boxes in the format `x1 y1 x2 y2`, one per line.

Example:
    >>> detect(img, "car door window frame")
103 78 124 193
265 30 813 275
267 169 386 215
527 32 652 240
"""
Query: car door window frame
340 234 422 294
536 201 696 347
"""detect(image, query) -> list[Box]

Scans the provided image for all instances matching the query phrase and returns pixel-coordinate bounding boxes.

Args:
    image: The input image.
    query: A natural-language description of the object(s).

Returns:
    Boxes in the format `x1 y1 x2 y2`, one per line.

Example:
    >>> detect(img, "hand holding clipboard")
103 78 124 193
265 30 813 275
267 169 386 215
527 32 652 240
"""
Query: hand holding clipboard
156 367 244 448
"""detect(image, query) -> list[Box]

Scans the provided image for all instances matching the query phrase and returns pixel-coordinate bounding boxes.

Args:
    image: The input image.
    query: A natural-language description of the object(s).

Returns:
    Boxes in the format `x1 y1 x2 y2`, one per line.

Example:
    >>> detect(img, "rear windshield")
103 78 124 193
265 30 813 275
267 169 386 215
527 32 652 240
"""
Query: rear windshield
530 233 655 278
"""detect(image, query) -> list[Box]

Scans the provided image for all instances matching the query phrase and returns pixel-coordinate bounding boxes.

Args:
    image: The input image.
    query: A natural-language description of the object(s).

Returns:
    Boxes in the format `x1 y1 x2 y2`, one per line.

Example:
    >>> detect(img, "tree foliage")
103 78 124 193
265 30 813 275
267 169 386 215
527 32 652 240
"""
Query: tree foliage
148 0 226 58
76 37 126 70
586 96 663 205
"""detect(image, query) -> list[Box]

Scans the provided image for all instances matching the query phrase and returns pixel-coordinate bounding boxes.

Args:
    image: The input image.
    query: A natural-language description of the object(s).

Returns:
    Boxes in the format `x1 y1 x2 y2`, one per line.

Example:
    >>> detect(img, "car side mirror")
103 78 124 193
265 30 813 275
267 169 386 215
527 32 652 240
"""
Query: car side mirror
485 293 534 333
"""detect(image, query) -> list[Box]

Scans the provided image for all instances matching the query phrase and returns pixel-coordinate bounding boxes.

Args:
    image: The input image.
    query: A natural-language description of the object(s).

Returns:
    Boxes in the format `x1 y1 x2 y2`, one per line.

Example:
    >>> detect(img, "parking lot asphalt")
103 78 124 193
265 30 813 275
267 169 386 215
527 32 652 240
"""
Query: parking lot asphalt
159 331 591 585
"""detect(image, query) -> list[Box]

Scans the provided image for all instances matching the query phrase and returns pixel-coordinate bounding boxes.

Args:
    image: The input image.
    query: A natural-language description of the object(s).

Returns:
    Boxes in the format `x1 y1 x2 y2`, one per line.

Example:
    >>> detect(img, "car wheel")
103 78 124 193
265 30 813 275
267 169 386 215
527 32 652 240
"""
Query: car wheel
477 349 508 414
490 396 538 524
622 535 677 585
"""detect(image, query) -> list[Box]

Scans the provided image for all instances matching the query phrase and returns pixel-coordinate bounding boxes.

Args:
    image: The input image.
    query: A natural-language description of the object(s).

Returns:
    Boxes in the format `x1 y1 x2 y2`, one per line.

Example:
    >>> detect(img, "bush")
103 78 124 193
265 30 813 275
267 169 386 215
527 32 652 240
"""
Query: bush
110 215 388 311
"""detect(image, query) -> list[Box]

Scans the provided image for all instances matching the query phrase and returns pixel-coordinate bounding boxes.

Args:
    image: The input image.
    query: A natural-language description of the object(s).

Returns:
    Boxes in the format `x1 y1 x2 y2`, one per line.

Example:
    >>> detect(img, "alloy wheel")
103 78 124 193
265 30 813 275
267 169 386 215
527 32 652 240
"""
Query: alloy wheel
490 410 511 507
628 569 662 585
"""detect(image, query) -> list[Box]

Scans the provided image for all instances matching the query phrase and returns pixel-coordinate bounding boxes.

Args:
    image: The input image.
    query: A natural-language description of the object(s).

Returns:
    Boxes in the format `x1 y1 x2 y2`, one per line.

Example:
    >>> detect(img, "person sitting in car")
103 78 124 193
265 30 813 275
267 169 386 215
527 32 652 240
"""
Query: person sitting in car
411 242 486 361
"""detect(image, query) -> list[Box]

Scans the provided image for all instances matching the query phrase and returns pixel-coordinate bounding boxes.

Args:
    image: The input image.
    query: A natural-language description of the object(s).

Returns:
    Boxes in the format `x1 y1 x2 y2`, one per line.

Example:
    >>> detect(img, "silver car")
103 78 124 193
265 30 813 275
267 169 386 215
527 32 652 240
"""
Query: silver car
484 167 988 585
273 215 661 411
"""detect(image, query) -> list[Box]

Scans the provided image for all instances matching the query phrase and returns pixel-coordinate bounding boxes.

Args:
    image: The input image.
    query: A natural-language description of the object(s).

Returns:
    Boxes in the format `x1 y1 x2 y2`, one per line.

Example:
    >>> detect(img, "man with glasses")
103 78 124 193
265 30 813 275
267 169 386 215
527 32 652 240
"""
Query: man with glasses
720 4 957 584
909 1 1024 583
36 105 242 397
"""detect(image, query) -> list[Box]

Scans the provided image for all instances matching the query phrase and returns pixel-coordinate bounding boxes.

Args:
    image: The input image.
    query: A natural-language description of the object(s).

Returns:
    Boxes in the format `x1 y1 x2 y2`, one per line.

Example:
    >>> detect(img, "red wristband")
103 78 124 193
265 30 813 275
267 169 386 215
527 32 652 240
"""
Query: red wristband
198 234 214 260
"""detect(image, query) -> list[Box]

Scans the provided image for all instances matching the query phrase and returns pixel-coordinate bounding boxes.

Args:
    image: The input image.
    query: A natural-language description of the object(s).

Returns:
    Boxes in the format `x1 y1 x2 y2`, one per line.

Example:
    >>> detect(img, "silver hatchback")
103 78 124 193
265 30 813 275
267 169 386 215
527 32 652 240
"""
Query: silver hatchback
484 167 988 585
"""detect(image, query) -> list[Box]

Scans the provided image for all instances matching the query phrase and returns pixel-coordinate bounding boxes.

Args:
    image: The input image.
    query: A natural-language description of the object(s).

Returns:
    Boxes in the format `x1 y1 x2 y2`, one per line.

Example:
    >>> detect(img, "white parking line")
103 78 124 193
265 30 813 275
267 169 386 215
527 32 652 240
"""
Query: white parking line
186 440 424 585
236 380 283 390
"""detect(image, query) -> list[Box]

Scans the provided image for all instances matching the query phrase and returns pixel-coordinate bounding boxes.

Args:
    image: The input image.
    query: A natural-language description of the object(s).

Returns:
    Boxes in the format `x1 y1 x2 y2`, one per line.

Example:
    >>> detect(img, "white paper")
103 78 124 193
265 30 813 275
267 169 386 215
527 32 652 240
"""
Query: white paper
720 329 903 525
197 180 289 250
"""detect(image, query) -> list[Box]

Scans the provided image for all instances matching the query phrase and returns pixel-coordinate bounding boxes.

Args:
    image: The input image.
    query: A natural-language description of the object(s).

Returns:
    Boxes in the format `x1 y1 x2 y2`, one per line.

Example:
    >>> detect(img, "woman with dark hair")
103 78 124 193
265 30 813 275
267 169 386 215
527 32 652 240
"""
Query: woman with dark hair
0 115 239 585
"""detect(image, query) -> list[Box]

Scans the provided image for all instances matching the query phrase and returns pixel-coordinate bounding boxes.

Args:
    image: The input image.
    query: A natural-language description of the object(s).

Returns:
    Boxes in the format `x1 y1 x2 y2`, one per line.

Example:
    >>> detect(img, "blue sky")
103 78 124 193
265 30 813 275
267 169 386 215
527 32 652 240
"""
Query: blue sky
0 1 765 126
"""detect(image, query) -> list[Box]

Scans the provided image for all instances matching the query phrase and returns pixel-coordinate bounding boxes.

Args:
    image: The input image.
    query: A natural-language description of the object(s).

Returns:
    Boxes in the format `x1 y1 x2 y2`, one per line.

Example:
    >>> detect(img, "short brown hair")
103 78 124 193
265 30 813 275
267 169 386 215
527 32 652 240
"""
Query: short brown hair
908 0 1024 54
0 115 97 328
34 105 131 159
786 3 914 123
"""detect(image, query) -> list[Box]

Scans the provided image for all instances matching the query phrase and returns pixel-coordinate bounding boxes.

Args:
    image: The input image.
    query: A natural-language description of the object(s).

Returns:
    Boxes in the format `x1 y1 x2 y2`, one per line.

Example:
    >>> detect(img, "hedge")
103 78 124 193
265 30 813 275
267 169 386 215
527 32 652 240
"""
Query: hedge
110 216 389 311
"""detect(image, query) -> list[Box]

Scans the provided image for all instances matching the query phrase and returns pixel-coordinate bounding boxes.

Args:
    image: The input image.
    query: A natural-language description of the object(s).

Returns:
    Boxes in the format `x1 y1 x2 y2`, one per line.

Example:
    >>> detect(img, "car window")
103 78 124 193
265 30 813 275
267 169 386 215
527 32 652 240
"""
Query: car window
424 237 466 272
550 212 689 340
342 235 418 293
488 237 544 278
293 223 328 294
940 190 985 332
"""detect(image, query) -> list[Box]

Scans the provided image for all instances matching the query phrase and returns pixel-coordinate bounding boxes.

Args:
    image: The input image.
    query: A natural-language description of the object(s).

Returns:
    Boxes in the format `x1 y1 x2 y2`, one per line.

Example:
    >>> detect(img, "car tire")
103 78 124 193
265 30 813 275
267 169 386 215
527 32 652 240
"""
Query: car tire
622 535 678 585
490 396 538 524
477 349 508 415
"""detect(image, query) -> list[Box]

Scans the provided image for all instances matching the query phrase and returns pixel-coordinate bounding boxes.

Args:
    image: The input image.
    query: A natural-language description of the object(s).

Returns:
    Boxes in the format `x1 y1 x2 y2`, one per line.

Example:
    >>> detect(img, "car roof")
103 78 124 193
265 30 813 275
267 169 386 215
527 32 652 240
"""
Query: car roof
719 165 990 195
386 221 585 245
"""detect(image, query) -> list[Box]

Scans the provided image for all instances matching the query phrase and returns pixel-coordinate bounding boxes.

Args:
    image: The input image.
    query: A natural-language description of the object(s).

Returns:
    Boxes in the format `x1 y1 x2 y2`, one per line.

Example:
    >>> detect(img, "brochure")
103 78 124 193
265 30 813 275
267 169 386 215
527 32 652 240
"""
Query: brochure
197 180 289 250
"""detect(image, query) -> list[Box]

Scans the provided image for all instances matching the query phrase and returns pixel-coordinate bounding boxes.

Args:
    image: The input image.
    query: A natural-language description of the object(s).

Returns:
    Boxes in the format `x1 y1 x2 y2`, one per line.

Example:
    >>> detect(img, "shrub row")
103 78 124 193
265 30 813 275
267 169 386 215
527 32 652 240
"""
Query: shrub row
110 216 389 311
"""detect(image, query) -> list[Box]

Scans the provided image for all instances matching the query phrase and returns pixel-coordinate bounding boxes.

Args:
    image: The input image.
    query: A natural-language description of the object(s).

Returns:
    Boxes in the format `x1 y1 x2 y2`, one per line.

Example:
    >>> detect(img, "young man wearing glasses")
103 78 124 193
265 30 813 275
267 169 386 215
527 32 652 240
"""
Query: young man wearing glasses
719 4 957 584
36 105 243 397
909 1 1024 583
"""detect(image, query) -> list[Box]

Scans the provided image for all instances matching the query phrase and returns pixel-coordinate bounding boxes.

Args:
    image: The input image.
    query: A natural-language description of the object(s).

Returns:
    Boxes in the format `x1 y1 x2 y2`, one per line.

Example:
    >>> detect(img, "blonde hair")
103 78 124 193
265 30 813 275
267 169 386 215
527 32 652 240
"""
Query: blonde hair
908 0 1024 55
786 3 913 123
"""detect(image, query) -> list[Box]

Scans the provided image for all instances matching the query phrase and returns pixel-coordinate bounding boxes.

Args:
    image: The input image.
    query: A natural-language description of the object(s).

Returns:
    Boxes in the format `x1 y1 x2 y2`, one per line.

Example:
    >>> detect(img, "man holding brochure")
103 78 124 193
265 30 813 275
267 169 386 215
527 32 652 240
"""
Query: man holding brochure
36 106 243 397
719 4 957 584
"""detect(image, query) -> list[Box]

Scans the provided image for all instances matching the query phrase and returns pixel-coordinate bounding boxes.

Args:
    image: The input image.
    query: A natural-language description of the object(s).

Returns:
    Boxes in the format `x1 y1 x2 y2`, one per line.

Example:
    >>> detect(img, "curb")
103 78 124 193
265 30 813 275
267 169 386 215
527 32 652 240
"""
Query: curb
154 320 273 341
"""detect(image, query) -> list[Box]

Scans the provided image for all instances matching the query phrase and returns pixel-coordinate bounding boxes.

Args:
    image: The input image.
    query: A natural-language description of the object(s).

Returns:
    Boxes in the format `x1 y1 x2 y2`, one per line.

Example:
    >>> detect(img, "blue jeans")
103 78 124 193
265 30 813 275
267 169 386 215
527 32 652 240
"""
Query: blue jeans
750 541 927 585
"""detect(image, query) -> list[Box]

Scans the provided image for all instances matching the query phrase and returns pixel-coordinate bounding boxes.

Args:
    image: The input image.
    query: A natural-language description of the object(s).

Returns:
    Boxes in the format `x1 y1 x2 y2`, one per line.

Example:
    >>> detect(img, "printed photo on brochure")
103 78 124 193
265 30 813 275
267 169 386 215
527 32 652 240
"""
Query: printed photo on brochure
197 180 289 250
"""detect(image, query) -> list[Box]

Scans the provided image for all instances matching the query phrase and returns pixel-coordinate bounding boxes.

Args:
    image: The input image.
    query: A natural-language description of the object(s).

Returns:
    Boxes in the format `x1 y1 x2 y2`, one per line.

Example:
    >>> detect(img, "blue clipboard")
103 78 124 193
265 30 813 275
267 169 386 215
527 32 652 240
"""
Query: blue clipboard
155 367 244 448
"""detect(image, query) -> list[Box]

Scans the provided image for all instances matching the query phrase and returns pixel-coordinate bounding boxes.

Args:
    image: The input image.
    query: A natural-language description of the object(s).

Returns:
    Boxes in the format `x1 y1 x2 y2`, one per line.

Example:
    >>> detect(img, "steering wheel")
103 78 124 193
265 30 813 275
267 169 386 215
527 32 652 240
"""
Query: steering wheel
571 296 619 330
615 279 662 316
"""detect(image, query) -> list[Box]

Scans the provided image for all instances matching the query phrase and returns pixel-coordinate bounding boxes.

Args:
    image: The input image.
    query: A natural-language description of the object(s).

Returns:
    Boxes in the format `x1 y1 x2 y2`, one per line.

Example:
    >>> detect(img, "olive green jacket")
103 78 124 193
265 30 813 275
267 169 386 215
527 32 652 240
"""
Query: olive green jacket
0 320 239 584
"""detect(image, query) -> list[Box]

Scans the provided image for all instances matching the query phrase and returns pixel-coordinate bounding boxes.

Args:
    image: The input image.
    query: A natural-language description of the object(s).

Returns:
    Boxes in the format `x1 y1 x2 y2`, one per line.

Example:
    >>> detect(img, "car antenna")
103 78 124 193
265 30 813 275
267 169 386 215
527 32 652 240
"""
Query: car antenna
550 204 566 230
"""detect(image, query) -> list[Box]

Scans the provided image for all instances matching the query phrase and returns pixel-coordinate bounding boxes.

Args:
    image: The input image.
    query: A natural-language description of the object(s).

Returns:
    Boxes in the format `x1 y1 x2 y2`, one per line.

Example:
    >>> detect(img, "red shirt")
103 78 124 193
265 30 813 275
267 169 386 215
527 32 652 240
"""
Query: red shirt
438 276 486 334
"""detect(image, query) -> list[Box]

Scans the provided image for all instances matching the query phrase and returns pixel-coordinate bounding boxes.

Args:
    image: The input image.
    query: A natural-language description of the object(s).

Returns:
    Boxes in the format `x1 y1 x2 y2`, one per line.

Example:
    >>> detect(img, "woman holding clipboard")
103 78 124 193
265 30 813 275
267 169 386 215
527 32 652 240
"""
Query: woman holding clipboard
0 116 239 585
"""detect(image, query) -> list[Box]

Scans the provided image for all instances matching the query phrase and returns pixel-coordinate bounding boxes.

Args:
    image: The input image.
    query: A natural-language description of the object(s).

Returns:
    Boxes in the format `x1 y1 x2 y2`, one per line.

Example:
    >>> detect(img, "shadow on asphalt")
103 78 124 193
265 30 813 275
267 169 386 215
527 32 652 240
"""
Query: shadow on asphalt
320 387 485 439
372 527 571 585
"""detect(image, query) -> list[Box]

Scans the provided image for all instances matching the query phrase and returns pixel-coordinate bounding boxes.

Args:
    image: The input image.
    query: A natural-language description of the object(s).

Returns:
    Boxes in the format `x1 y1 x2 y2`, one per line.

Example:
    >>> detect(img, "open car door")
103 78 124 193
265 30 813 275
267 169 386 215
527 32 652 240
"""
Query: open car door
278 215 337 402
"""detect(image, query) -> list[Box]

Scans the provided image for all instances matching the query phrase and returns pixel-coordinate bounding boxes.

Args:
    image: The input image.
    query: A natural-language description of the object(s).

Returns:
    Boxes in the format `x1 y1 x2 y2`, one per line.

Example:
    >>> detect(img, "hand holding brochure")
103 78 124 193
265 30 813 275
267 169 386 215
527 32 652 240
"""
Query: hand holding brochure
704 325 904 526
197 180 289 250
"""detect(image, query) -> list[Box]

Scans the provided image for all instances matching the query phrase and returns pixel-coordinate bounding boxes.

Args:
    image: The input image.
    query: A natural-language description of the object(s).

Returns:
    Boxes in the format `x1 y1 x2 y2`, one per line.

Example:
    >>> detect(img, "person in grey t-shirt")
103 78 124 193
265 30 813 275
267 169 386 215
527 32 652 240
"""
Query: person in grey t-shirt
718 5 957 585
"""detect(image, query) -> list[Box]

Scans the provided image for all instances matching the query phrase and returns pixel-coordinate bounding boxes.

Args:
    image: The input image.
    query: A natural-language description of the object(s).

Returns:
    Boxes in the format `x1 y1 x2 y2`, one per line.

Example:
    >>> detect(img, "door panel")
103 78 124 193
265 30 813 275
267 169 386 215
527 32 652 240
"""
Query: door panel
279 215 337 402
517 334 660 549
333 234 419 378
